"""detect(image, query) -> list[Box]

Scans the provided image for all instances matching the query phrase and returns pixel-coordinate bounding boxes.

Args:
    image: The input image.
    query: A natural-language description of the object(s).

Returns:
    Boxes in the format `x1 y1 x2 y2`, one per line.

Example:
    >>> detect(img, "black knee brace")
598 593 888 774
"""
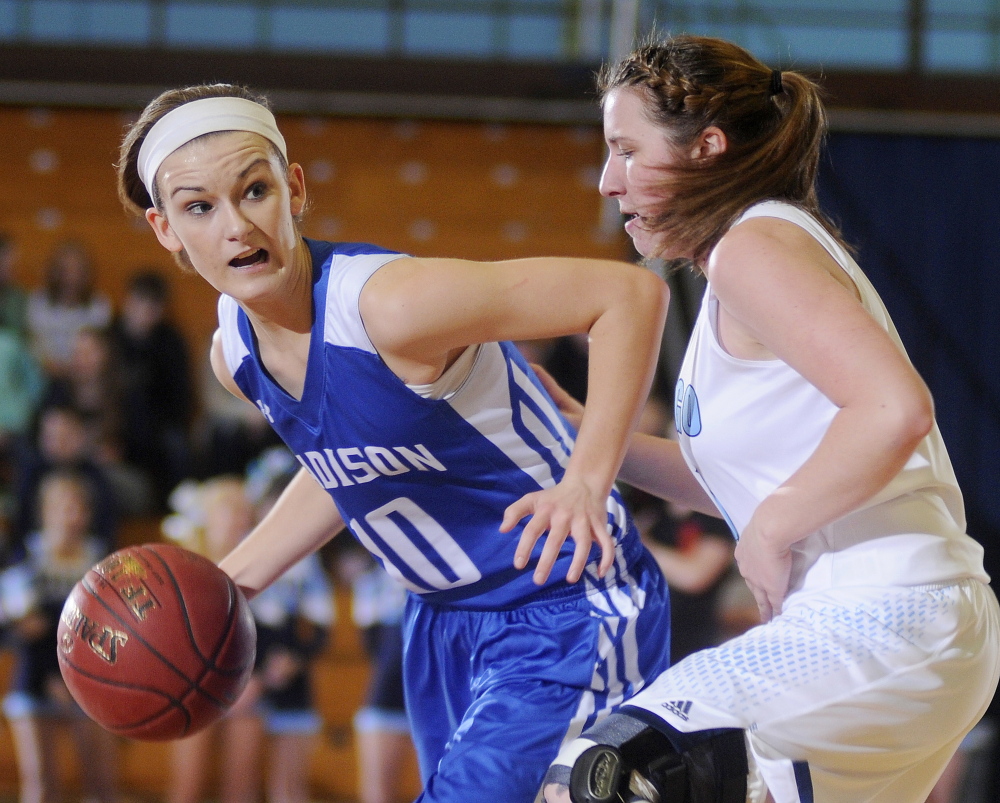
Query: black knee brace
542 707 747 803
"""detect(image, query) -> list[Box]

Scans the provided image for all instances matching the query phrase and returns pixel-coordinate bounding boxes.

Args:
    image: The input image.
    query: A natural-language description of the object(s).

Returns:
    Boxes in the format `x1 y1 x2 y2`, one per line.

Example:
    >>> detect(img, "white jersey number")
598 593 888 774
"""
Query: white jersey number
350 497 482 593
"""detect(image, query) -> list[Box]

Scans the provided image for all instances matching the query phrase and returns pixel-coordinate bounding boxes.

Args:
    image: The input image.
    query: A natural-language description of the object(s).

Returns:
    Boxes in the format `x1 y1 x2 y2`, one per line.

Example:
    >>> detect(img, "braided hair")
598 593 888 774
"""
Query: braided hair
600 34 842 264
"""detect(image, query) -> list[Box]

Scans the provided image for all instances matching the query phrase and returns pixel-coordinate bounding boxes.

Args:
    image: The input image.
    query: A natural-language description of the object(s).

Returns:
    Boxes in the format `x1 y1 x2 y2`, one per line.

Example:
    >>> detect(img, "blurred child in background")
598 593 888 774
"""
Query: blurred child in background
26 240 111 380
0 468 118 803
164 474 261 803
245 447 335 803
337 543 413 803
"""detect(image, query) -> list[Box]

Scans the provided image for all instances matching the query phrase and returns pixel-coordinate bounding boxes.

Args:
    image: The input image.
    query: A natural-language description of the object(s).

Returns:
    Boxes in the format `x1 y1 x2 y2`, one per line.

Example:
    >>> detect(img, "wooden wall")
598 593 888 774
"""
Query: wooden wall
0 103 629 801
0 105 628 365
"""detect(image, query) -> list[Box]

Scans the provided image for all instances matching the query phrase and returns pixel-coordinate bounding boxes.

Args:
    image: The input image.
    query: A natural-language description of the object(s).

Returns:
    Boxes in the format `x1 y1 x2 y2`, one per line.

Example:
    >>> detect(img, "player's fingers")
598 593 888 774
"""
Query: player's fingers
533 517 570 585
513 518 545 570
757 595 773 622
501 494 534 534
768 590 783 618
592 511 615 577
745 579 772 623
565 524 592 583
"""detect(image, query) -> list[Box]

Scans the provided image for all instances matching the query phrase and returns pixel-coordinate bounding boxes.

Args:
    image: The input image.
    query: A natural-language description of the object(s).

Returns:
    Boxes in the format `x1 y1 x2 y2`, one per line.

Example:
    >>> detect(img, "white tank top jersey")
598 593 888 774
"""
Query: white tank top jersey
675 200 988 597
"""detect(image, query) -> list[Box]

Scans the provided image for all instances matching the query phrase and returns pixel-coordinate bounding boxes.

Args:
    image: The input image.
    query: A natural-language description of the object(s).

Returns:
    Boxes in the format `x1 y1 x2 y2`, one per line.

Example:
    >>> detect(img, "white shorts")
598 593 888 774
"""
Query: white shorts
624 579 1000 803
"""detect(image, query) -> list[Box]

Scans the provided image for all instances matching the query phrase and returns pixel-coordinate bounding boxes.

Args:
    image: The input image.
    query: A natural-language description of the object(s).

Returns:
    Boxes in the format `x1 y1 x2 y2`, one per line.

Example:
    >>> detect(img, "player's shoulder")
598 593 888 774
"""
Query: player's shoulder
306 237 407 274
709 209 825 291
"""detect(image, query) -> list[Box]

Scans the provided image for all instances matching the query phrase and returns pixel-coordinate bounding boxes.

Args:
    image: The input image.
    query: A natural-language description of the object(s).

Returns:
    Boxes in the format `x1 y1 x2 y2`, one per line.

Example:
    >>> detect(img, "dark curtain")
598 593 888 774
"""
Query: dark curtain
819 132 1000 578
819 131 1000 801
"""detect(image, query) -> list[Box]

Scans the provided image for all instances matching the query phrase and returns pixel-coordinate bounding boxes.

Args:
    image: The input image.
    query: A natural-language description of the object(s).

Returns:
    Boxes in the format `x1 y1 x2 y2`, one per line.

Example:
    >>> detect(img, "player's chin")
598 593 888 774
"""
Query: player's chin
541 782 572 803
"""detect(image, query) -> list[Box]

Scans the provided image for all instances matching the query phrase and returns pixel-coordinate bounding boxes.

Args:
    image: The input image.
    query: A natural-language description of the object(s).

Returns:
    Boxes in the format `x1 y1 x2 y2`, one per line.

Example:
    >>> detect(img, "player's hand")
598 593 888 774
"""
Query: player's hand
501 476 615 585
531 363 585 430
733 517 792 622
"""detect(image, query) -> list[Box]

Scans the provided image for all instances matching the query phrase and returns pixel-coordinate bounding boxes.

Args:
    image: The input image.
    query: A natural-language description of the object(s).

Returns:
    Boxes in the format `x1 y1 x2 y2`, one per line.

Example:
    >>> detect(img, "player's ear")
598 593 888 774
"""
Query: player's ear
691 126 728 160
287 162 307 217
145 207 184 254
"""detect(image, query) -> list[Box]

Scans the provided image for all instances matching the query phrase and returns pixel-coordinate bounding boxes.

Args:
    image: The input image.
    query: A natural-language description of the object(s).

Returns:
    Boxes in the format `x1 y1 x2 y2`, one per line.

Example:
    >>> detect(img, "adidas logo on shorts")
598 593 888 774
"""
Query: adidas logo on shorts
661 699 692 721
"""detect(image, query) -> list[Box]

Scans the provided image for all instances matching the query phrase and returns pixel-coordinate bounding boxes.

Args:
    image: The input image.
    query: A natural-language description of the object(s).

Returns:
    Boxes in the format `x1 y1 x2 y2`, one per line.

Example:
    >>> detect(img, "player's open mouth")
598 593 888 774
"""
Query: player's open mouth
230 249 267 268
623 213 645 233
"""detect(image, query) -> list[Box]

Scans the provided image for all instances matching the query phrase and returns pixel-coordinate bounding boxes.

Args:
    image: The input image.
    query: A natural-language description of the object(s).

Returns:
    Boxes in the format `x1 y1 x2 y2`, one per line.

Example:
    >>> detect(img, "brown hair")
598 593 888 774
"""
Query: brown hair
599 34 843 264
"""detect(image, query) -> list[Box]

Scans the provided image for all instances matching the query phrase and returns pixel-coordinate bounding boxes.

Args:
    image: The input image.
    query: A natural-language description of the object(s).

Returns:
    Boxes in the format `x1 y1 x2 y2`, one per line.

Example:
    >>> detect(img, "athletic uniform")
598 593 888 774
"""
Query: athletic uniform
216 238 671 802
617 201 1000 802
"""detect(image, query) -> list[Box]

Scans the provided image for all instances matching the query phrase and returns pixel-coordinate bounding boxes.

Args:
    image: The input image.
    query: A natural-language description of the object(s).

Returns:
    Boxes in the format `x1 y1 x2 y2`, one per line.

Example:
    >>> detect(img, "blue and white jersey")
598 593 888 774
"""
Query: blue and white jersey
218 238 635 609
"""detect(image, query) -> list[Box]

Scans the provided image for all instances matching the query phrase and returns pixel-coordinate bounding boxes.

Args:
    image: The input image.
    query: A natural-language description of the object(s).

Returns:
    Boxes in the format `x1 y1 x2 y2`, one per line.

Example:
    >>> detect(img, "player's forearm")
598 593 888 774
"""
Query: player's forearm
564 272 668 492
218 467 345 598
619 433 720 516
751 400 932 552
643 538 733 594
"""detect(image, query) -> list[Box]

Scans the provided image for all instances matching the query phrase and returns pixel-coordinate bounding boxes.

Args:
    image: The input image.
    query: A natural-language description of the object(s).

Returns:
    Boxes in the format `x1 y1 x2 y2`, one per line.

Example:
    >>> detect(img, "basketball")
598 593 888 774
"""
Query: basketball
56 542 256 741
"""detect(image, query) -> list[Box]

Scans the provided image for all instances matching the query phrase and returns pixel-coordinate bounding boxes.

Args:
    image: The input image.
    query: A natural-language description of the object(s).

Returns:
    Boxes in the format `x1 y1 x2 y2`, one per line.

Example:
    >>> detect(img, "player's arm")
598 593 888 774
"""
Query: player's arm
711 218 934 618
642 532 734 594
218 467 345 599
209 331 346 598
361 256 669 584
533 362 720 516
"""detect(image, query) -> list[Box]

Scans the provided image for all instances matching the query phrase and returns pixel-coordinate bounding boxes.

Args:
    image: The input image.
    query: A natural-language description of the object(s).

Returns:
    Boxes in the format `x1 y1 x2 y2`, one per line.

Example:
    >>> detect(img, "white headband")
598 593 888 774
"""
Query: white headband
137 96 288 198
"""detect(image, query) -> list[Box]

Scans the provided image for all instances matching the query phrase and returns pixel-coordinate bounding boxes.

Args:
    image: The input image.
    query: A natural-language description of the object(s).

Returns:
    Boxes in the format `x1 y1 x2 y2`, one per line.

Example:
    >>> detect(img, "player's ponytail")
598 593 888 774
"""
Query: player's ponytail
600 34 844 264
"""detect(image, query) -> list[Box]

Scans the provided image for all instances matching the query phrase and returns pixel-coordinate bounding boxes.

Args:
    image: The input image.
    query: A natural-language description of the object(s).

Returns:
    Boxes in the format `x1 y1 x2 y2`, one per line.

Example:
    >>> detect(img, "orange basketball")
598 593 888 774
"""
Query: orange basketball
56 542 256 741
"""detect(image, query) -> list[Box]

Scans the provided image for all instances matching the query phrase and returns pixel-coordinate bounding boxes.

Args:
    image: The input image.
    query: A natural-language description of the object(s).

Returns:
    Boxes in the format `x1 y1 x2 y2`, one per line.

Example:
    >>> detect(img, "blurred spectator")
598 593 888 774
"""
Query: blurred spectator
0 333 45 448
338 544 413 803
0 234 42 546
10 405 118 562
246 447 335 803
26 239 111 379
41 327 126 462
109 269 194 508
164 474 262 803
0 232 28 334
631 491 735 661
0 329 45 559
192 341 283 479
0 468 119 803
925 717 997 803
39 326 154 516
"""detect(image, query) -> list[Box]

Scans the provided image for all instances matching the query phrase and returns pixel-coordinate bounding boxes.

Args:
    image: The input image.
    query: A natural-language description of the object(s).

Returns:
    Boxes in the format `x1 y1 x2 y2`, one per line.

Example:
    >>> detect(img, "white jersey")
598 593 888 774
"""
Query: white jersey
583 201 1000 803
674 200 988 597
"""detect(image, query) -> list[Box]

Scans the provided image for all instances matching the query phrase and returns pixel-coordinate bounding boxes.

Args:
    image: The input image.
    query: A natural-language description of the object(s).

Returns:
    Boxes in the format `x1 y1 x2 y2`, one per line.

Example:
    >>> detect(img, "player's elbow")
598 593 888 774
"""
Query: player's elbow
882 383 935 455
624 267 670 325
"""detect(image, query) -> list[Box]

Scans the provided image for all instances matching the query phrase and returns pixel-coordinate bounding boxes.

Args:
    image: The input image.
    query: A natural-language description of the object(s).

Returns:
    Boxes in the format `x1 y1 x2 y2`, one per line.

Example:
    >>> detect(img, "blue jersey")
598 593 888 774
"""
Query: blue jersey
217 238 636 609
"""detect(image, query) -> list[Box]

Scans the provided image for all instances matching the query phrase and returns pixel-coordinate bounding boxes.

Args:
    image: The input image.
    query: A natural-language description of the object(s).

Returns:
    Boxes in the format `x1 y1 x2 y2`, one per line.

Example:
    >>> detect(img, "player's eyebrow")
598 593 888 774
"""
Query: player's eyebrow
169 158 272 198
605 135 634 148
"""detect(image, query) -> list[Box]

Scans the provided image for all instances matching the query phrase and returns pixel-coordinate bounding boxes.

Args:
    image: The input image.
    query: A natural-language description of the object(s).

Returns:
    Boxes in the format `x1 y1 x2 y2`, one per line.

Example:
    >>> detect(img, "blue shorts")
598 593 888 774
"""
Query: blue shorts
402 541 670 802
